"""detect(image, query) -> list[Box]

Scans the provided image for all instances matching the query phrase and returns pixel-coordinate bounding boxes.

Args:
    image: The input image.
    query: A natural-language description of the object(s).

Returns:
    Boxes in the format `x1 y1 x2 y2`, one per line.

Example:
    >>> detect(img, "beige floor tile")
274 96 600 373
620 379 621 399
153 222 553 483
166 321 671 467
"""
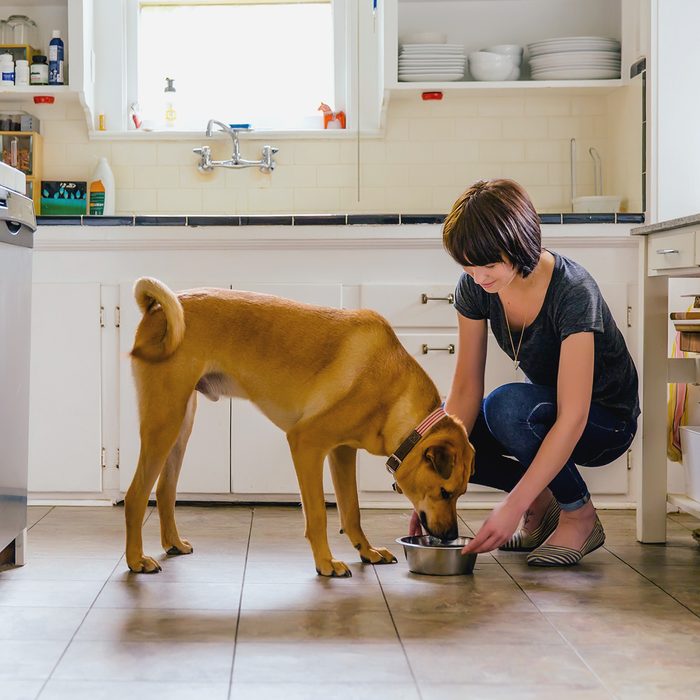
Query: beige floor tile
404 641 598 685
613 681 700 700
52 640 234 682
0 580 104 607
419 683 612 699
0 557 119 581
374 560 506 586
93 580 242 610
3 679 45 700
232 642 410 683
392 610 558 645
40 680 230 700
237 608 398 643
243 558 382 584
27 506 53 527
0 640 66 680
240 581 386 612
0 607 87 641
381 580 539 614
229 682 420 699
109 554 246 583
75 607 238 643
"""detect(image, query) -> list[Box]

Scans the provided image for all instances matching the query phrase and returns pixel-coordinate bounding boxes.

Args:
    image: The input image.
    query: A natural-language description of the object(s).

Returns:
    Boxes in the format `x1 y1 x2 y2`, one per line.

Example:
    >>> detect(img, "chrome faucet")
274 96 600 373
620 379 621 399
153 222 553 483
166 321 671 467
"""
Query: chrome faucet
194 120 278 173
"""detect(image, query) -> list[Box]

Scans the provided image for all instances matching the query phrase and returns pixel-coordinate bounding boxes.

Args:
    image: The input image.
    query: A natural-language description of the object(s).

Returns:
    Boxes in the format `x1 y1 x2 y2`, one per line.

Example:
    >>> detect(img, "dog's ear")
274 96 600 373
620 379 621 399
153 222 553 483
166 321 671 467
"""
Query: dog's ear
424 444 454 480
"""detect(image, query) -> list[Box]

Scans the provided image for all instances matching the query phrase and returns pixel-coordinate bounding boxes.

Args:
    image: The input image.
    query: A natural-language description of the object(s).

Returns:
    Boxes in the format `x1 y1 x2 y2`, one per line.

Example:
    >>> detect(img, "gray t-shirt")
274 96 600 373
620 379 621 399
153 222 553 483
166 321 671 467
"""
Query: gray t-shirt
454 251 640 420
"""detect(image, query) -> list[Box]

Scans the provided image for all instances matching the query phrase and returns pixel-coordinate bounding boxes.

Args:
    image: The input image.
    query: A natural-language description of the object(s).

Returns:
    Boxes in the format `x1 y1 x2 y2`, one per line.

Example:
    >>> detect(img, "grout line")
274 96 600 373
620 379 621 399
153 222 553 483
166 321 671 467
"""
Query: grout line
371 561 424 700
33 508 157 700
27 505 56 531
227 506 254 699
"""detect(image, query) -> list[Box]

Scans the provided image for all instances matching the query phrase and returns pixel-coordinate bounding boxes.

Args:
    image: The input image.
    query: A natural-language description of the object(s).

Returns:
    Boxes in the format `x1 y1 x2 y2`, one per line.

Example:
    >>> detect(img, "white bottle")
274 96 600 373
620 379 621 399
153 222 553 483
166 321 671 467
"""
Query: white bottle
0 53 14 86
89 157 116 216
15 59 29 86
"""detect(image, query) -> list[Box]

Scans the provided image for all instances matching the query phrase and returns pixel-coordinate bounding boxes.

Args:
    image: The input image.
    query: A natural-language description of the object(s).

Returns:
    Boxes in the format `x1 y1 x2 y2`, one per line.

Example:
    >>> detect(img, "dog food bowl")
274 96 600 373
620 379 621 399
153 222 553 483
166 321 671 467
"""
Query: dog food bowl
396 535 477 575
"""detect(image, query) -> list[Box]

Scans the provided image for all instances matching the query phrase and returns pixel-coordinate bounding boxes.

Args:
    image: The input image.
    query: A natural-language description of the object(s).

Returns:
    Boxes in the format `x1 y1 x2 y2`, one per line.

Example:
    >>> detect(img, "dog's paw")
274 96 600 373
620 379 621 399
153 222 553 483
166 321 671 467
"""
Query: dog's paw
360 546 398 565
316 559 352 578
165 539 193 556
128 556 162 574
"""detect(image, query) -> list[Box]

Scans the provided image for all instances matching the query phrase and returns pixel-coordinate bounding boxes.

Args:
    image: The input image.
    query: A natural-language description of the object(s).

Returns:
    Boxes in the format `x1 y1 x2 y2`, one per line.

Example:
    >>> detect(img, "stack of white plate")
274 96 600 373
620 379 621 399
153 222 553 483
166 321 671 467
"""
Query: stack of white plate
398 43 465 82
527 36 621 80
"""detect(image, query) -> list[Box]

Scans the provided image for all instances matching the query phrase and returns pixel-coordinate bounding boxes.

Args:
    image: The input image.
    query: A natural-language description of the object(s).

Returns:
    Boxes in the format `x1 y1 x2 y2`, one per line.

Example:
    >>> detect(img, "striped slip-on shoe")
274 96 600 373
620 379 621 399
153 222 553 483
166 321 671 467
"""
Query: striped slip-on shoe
499 497 561 552
526 515 606 567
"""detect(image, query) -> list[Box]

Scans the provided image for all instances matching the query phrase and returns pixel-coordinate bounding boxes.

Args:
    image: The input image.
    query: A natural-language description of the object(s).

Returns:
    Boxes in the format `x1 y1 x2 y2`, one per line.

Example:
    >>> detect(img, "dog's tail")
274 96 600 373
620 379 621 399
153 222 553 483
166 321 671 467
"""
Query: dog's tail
131 277 185 361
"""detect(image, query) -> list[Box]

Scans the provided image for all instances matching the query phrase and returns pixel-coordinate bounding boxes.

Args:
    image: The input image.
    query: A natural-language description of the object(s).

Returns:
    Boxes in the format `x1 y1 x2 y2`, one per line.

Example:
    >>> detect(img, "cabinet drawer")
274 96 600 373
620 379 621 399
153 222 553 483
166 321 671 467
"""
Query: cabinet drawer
360 284 457 327
648 229 698 272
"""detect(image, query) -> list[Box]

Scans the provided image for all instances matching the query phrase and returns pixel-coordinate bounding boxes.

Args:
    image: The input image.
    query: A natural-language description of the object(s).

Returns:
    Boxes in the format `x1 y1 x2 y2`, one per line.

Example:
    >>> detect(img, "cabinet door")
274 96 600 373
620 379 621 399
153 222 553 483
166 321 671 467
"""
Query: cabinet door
230 284 342 495
119 279 231 495
28 284 102 493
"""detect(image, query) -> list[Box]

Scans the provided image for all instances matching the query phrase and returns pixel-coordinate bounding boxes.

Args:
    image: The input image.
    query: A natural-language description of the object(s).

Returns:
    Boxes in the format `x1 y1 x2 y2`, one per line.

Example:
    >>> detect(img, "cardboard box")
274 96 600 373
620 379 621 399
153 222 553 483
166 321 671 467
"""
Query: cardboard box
40 181 87 215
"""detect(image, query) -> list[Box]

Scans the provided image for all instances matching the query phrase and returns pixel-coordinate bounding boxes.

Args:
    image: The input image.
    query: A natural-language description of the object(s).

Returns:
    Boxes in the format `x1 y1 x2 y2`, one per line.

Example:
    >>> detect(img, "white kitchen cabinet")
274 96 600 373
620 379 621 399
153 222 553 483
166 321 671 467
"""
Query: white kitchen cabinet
28 283 102 493
384 0 630 92
118 278 231 495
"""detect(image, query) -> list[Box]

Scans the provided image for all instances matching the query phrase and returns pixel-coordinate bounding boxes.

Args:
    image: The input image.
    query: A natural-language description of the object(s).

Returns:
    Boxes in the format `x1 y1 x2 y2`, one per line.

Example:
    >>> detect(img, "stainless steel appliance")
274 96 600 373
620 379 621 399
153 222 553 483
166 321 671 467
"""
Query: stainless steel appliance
0 183 36 567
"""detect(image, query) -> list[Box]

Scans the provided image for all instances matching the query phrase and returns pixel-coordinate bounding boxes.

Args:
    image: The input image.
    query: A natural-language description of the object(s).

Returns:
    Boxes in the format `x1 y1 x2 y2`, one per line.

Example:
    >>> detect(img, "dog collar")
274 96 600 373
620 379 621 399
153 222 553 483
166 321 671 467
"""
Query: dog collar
385 406 447 476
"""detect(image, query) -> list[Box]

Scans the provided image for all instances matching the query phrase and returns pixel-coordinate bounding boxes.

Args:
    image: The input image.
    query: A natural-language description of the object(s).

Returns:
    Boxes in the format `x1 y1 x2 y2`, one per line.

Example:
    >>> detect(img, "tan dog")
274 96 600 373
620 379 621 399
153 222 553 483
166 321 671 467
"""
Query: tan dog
125 278 474 577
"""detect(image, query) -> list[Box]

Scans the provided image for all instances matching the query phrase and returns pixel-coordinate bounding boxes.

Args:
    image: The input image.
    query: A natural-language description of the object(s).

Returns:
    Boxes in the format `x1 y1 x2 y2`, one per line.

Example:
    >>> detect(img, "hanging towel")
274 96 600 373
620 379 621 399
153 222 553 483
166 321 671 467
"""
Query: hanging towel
667 330 689 461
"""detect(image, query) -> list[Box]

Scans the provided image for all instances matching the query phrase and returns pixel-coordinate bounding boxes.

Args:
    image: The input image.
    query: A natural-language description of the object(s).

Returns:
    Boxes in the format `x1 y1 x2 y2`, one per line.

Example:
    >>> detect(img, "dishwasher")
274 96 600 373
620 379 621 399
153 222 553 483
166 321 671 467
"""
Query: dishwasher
0 173 36 568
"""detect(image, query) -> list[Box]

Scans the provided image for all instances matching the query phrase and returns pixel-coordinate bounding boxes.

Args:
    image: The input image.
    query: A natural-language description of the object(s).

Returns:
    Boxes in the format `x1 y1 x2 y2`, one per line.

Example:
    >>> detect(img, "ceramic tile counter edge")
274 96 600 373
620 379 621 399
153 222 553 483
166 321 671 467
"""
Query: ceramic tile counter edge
630 212 698 235
36 213 645 228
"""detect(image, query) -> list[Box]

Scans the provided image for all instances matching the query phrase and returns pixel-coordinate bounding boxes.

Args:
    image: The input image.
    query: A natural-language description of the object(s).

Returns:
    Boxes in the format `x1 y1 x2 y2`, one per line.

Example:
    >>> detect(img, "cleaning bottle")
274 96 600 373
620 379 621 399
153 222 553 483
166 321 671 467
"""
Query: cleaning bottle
48 30 64 85
88 157 115 215
163 77 177 128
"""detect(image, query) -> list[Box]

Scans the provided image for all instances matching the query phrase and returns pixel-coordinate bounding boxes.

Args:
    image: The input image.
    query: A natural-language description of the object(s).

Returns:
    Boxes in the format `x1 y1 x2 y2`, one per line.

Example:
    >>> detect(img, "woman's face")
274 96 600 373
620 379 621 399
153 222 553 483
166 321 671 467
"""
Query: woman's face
462 260 517 293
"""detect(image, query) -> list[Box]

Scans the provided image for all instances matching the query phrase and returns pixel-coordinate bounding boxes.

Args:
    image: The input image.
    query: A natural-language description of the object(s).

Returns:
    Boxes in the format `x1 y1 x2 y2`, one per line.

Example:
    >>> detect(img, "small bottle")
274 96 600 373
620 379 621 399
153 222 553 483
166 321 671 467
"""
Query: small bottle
15 59 29 87
0 53 15 86
163 77 177 128
48 30 65 85
88 157 116 216
30 55 48 85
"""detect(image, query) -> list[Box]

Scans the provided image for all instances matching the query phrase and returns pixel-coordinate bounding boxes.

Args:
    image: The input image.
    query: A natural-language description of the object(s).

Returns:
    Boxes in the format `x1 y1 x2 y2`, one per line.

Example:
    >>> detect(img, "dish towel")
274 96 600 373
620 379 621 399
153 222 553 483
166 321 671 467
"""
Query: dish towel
667 330 689 461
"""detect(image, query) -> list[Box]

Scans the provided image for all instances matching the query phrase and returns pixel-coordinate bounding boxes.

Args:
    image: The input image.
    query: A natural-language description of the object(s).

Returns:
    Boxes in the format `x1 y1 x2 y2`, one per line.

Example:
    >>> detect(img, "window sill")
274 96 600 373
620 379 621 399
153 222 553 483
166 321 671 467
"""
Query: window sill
88 128 383 141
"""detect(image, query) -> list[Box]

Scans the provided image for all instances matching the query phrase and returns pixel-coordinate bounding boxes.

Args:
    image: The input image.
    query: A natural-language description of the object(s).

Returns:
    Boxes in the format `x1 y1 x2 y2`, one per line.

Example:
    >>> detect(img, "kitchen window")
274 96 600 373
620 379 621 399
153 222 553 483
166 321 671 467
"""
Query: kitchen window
132 0 344 131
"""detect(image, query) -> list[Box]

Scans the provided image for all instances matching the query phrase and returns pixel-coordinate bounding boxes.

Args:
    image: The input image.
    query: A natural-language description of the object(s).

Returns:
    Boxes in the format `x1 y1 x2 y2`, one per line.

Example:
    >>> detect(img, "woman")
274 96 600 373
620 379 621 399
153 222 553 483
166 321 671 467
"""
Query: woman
411 179 639 567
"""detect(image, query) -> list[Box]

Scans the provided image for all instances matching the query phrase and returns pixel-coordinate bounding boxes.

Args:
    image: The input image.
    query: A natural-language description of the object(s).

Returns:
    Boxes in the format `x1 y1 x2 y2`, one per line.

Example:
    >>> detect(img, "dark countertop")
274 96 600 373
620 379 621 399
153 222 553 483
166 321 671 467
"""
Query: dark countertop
36 212 645 227
631 213 699 236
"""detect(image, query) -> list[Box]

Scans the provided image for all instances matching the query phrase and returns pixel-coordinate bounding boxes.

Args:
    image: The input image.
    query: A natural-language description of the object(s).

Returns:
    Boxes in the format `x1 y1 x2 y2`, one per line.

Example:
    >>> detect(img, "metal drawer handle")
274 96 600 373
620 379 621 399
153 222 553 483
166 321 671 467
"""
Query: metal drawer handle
422 343 455 354
656 248 680 254
421 293 454 304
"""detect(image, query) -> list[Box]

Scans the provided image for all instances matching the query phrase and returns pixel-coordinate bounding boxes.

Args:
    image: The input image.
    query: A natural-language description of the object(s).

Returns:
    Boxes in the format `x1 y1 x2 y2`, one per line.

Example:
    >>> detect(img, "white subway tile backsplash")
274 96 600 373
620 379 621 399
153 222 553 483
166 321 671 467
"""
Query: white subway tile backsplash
247 187 294 212
315 164 355 188
502 116 548 140
454 117 502 140
502 162 550 185
478 141 525 162
157 188 202 213
201 188 246 213
134 165 180 190
477 97 525 117
294 187 341 213
117 189 158 214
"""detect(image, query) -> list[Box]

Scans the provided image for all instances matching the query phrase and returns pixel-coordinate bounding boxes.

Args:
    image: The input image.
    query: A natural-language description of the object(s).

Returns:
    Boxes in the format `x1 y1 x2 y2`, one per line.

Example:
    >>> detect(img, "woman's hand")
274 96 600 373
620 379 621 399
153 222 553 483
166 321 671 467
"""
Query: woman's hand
462 500 523 554
408 510 424 537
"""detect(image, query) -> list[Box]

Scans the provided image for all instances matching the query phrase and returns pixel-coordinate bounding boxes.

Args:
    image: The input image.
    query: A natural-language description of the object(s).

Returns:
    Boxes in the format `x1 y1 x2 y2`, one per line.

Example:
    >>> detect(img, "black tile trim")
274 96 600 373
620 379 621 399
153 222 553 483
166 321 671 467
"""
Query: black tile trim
400 214 445 225
187 216 241 227
630 57 646 79
36 215 83 226
135 216 187 226
83 215 135 226
293 215 347 226
347 214 400 225
539 214 563 224
240 215 293 226
615 213 645 224
563 213 616 224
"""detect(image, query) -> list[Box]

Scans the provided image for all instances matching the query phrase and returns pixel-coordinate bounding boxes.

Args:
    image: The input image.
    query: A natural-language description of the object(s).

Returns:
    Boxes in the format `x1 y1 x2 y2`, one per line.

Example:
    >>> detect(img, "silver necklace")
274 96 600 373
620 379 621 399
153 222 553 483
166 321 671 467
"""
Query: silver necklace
503 307 531 371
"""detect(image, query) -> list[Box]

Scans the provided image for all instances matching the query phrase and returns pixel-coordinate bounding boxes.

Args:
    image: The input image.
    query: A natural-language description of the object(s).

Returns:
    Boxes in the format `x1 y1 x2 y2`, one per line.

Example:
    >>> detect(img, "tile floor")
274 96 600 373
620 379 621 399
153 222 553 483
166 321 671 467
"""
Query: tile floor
1 504 699 699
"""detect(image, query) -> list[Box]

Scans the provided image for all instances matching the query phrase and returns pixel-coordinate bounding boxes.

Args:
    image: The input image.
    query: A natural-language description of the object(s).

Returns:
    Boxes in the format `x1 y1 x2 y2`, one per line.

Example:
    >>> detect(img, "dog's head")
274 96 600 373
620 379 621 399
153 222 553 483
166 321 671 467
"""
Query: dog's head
394 415 474 540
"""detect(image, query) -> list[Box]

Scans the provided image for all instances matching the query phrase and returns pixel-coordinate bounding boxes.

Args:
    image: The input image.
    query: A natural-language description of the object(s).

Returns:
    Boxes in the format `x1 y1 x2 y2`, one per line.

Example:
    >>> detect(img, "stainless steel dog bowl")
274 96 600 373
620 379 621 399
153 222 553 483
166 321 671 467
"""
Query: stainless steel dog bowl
396 535 477 576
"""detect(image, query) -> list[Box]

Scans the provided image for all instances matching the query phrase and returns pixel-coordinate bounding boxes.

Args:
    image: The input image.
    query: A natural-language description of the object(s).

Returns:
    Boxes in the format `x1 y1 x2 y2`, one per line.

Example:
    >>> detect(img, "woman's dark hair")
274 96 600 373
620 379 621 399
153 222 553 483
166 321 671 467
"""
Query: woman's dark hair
442 179 542 277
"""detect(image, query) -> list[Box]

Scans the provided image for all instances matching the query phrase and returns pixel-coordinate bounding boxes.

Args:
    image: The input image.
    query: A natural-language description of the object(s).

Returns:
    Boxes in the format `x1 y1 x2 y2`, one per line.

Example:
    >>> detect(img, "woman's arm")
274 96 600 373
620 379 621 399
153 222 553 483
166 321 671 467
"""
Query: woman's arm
445 313 488 433
462 331 595 553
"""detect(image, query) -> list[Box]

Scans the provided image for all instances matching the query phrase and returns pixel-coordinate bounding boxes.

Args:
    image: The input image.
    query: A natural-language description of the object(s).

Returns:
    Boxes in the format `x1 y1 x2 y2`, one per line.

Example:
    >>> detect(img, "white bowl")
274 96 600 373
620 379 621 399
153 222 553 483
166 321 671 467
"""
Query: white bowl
484 44 524 66
572 195 621 213
469 52 514 81
507 65 521 80
400 32 447 45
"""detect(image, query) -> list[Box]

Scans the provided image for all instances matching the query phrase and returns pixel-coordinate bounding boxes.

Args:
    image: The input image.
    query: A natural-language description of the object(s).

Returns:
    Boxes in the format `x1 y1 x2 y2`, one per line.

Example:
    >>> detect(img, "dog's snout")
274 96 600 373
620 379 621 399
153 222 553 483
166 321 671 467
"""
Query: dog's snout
443 525 458 541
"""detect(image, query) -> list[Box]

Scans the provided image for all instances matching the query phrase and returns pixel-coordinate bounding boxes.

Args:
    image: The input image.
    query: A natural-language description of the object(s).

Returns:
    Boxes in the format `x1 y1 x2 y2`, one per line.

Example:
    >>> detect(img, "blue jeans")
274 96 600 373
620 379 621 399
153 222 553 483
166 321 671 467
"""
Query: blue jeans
469 383 637 511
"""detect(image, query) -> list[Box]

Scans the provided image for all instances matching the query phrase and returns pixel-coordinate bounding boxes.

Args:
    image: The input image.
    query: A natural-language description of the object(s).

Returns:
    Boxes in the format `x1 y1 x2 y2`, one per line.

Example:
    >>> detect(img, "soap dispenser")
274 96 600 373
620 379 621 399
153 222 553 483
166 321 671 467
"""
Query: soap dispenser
163 77 177 128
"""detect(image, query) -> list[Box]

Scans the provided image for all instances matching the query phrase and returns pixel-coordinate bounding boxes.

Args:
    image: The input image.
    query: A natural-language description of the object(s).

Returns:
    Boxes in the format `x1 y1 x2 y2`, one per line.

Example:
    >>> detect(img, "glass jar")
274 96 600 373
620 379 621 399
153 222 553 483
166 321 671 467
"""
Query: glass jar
7 15 38 48
0 20 10 45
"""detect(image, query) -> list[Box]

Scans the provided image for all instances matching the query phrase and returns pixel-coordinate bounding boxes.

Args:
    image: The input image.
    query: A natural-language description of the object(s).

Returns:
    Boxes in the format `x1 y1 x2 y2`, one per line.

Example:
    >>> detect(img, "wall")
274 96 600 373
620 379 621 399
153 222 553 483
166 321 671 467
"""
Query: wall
23 89 641 215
